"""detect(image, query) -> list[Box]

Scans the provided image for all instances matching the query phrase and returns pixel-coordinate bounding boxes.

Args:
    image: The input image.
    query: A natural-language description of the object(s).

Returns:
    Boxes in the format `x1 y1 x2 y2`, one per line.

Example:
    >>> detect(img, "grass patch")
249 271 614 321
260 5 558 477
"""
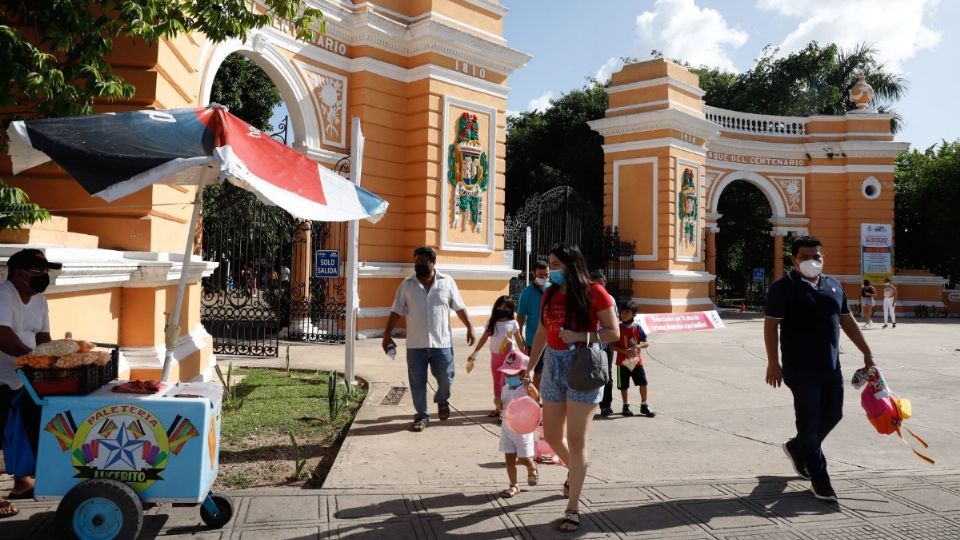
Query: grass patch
215 368 365 489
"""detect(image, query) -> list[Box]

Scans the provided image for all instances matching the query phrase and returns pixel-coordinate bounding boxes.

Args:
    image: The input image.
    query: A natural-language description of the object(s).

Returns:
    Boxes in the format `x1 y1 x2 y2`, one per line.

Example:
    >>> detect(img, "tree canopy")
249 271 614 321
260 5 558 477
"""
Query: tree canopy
894 141 960 285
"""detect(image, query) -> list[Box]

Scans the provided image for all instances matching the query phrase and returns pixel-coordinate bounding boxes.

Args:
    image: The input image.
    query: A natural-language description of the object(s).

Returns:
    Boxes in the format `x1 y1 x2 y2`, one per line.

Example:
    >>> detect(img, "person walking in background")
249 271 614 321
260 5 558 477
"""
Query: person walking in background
589 270 617 417
860 279 876 328
764 236 875 503
882 277 897 328
517 261 549 395
383 246 476 432
528 243 619 532
610 301 655 418
468 295 526 421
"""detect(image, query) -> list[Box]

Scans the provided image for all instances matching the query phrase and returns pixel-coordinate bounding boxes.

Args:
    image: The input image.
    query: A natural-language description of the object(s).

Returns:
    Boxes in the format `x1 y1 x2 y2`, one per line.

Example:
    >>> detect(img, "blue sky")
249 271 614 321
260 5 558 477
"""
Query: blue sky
502 0 959 150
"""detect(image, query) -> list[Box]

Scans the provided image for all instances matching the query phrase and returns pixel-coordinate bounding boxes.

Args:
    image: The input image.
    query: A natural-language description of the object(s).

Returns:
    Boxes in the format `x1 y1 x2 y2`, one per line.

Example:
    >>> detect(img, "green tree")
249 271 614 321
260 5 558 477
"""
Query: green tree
894 141 960 285
715 182 773 301
506 82 608 214
0 179 49 230
210 54 283 132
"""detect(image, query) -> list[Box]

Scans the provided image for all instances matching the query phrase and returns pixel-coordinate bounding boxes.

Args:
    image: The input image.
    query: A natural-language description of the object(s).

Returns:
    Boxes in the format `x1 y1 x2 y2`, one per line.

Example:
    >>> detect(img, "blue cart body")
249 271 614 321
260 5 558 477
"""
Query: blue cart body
31 380 223 504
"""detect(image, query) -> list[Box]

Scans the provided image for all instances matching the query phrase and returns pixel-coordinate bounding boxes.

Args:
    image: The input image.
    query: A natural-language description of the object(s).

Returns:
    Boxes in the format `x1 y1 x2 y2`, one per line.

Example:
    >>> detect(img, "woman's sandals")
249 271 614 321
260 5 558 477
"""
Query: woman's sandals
528 467 539 486
500 485 521 498
558 510 580 532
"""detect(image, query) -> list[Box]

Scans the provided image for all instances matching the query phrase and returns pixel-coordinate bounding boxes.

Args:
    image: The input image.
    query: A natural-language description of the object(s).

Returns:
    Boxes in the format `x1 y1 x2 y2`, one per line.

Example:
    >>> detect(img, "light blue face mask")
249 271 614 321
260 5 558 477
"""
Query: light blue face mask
549 269 565 286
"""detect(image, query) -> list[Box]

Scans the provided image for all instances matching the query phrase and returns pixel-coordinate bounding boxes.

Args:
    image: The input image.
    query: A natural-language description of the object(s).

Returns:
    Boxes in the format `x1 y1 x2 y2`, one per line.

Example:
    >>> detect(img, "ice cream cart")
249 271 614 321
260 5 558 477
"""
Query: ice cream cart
16 364 232 540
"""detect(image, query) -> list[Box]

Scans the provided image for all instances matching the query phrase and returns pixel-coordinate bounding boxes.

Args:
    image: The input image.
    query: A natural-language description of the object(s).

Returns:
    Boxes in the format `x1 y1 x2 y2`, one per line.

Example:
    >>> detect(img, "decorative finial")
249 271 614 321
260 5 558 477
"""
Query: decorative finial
848 73 875 111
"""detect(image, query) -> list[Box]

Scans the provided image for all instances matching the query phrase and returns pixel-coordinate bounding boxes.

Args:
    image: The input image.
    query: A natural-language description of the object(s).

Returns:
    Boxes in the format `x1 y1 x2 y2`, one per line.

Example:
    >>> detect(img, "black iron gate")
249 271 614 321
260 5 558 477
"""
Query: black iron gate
504 186 634 304
201 186 349 356
200 193 292 357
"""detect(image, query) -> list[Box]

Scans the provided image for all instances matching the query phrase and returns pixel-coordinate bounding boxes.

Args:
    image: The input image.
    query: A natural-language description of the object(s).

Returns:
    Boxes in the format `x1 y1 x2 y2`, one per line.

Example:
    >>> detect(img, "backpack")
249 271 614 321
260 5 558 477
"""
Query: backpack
854 367 934 464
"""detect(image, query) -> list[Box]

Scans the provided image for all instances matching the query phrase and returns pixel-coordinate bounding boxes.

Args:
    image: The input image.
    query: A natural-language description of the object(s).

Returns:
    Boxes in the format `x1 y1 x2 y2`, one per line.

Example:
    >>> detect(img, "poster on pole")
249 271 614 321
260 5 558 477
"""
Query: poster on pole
860 223 893 282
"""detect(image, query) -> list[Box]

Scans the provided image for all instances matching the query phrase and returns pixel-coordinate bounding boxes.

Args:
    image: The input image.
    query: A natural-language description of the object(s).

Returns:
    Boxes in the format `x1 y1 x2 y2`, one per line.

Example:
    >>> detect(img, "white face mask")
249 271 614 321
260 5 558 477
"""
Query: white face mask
798 259 823 279
534 277 547 287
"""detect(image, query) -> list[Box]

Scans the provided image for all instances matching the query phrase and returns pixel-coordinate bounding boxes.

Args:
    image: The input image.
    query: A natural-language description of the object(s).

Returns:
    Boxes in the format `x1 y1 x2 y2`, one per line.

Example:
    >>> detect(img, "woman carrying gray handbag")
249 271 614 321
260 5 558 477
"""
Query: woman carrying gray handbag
527 243 619 533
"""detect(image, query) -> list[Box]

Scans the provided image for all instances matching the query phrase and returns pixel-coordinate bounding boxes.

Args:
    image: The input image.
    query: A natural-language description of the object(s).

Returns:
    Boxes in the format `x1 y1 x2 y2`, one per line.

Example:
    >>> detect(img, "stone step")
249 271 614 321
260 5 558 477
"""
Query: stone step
0 216 99 248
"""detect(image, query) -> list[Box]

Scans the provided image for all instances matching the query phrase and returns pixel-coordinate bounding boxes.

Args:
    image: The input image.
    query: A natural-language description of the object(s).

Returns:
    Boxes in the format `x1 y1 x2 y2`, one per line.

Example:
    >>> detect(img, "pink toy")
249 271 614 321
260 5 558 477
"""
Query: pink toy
503 396 541 435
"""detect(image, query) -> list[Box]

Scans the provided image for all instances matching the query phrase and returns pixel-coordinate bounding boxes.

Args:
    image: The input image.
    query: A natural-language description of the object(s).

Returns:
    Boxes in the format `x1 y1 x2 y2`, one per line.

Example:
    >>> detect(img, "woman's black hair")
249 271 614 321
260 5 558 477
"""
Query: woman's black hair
485 295 516 335
541 243 592 329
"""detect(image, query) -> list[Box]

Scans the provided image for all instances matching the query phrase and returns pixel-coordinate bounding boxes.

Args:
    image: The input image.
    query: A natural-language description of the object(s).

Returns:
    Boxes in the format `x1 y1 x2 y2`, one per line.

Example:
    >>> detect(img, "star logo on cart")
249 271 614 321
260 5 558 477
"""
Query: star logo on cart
51 404 199 493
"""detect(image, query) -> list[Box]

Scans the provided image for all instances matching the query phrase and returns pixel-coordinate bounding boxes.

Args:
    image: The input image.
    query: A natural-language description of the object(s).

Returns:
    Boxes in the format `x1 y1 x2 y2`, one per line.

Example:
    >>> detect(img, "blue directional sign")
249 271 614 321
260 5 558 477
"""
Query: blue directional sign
752 267 765 283
315 250 341 278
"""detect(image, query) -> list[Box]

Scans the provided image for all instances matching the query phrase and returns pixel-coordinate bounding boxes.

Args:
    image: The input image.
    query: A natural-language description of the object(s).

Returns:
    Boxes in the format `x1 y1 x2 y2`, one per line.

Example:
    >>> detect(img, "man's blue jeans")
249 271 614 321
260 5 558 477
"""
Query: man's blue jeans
783 366 844 481
406 348 455 422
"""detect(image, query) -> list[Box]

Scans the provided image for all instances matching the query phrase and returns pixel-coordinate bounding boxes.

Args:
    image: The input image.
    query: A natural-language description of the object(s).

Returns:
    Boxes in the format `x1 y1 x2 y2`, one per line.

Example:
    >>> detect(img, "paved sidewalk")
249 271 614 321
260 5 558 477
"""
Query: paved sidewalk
3 315 960 538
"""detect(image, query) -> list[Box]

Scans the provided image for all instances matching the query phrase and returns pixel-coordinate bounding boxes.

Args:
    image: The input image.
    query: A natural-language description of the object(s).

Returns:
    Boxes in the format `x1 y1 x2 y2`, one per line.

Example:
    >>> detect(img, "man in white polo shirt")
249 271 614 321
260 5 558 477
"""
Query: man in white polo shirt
383 246 476 432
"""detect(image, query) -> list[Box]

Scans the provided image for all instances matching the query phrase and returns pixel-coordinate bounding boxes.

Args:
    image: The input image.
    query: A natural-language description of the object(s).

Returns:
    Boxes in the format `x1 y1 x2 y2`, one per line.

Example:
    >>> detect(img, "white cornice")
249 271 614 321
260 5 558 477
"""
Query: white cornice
629 270 715 282
346 0 510 19
709 137 808 160
633 297 715 307
589 108 719 142
706 160 895 175
121 324 212 370
603 137 707 157
607 76 706 98
263 27 511 99
358 262 520 280
310 7 529 77
0 246 218 294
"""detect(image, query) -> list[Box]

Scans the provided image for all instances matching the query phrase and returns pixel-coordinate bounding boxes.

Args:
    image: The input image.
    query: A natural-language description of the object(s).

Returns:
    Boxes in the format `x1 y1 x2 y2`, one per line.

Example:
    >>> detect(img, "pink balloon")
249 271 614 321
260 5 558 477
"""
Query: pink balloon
534 439 552 459
504 396 542 434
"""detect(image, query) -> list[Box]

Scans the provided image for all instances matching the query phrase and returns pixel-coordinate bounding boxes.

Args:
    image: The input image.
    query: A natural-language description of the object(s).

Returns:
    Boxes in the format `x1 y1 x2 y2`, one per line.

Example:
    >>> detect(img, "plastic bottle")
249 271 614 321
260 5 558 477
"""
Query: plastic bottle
386 344 397 360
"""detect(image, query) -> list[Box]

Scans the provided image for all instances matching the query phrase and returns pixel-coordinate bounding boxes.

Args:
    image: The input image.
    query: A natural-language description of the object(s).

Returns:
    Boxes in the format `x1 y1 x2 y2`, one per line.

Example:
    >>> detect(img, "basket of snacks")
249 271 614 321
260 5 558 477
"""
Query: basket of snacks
17 339 118 396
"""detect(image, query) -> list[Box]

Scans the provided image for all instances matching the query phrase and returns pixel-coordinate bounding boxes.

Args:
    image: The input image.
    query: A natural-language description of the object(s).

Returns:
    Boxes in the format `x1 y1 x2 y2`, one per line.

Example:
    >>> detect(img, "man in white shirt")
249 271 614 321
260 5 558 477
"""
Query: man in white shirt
383 246 476 432
0 249 59 510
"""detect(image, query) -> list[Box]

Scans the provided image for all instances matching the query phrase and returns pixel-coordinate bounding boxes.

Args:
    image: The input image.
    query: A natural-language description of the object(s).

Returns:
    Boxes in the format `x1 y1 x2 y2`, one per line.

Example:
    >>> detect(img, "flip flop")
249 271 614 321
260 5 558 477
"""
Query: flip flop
7 489 33 500
0 500 19 519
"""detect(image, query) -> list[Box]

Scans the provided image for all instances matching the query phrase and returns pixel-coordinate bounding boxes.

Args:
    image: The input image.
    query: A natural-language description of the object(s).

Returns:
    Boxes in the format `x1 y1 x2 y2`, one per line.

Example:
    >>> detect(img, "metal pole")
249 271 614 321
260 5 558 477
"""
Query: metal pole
344 117 364 385
525 226 532 287
162 171 210 382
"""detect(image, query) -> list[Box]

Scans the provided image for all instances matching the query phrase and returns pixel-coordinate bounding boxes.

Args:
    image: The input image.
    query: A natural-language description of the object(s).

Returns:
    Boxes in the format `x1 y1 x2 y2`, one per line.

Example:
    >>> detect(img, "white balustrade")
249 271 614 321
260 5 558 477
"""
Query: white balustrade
704 105 807 137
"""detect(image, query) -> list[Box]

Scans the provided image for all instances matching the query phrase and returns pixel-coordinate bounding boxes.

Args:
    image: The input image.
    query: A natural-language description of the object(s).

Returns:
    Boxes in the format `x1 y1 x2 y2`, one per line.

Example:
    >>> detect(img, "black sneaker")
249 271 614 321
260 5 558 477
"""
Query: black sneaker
640 404 656 418
782 439 810 479
622 404 635 417
599 406 613 417
810 476 838 503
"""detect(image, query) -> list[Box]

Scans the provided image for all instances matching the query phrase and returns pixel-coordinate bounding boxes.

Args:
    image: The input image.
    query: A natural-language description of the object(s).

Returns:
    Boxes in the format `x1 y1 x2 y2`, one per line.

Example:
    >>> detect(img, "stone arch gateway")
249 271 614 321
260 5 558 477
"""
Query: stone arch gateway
590 59 947 315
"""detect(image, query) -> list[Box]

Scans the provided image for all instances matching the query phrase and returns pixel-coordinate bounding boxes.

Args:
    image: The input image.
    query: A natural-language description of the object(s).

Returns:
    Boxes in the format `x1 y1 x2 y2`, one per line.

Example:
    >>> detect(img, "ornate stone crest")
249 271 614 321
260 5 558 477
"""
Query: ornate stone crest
678 167 698 246
447 112 489 230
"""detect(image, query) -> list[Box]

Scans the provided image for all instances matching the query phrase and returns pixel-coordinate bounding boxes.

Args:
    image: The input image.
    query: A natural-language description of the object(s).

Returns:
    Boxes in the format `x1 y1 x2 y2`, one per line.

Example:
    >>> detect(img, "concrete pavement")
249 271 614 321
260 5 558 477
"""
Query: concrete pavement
3 314 960 538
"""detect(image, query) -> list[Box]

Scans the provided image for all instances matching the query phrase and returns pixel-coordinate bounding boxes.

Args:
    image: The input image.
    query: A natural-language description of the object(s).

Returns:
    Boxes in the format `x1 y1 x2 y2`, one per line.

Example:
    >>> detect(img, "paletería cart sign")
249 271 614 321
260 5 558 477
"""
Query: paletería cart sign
45 404 198 492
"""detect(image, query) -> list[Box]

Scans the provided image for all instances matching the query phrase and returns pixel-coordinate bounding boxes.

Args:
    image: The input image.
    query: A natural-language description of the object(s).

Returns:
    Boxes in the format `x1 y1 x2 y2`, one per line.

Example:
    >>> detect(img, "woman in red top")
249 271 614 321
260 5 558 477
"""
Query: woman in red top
528 243 619 532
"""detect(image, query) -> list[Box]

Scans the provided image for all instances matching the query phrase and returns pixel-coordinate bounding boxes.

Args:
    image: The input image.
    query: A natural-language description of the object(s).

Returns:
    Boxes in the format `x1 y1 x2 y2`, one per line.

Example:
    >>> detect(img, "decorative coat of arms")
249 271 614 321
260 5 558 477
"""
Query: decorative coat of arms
447 112 489 230
678 167 698 246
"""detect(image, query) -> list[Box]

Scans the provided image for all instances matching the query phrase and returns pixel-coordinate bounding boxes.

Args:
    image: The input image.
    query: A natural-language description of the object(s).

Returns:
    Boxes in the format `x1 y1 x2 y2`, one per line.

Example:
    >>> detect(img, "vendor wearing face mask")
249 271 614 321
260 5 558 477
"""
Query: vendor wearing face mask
516 261 549 394
383 246 475 432
0 249 60 510
763 236 874 504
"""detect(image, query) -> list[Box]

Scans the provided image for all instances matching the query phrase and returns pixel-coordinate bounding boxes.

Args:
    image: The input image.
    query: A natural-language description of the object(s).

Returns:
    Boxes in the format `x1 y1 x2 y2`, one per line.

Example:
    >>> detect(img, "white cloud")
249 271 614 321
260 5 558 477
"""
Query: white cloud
635 0 749 71
527 91 555 113
757 0 941 72
595 57 625 83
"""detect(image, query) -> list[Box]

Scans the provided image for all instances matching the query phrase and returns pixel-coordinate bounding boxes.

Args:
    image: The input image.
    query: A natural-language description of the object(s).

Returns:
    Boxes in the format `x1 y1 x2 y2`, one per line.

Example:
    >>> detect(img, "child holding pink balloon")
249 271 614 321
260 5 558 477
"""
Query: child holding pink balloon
467 296 527 420
497 350 541 498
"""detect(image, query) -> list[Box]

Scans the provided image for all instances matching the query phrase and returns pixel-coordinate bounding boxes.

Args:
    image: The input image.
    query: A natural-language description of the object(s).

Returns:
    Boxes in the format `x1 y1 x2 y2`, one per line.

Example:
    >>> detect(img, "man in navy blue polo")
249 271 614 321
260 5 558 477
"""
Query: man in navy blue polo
764 236 875 503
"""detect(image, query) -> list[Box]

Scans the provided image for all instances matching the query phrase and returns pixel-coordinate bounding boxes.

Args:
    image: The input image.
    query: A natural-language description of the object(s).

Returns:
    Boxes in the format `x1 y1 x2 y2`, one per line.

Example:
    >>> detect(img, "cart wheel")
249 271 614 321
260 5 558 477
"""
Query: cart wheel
200 492 234 528
55 478 143 540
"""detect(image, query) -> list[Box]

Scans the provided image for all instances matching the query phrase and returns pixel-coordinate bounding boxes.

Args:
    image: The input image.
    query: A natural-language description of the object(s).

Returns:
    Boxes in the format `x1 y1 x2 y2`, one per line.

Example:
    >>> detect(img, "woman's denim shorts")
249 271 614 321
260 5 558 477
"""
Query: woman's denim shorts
540 347 604 405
